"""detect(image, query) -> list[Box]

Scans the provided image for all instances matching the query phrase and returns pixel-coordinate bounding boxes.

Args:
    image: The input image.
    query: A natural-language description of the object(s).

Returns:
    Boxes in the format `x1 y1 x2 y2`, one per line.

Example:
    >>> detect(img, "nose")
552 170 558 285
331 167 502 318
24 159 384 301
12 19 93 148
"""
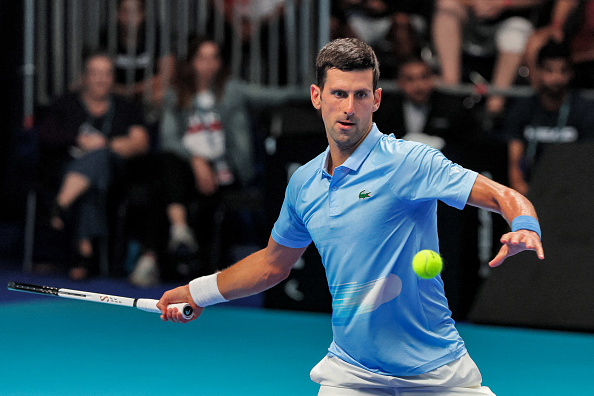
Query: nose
344 95 355 116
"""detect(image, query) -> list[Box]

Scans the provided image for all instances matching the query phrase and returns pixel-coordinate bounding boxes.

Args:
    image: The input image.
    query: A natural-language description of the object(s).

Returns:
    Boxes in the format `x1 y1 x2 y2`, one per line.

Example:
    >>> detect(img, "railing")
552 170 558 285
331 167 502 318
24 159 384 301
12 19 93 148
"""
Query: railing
20 0 594 125
24 0 331 110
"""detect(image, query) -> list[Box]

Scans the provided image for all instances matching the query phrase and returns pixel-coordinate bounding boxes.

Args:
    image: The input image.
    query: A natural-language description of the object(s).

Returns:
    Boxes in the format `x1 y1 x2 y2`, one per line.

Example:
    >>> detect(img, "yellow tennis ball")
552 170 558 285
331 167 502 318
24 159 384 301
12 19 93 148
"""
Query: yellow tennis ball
412 250 443 279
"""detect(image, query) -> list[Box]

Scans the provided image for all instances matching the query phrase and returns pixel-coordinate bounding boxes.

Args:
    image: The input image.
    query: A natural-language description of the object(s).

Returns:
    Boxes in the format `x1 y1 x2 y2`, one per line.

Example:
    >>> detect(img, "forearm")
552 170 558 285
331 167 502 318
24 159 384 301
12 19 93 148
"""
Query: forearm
467 174 537 225
507 139 528 194
159 239 304 321
470 174 545 266
508 166 528 194
550 0 578 28
110 126 150 157
492 184 538 225
501 0 547 8
217 248 292 301
459 0 546 8
196 237 305 304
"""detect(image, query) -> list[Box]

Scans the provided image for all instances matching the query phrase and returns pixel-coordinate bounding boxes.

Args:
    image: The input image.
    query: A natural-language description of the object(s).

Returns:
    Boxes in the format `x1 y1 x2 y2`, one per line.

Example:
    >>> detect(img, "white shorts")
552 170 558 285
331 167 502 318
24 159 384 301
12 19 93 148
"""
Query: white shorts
310 353 495 395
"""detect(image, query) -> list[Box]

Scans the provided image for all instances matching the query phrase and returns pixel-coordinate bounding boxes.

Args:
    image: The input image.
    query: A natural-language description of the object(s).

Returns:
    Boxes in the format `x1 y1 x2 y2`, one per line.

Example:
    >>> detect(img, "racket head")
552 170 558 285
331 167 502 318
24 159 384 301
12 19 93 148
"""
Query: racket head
7 282 59 296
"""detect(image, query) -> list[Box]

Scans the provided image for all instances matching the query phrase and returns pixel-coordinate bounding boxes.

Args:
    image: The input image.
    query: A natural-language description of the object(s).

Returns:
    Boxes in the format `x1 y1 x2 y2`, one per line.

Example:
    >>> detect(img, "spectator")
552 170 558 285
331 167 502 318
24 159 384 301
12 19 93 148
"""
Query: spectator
128 35 309 286
374 12 424 80
330 0 359 40
376 57 478 160
505 40 594 196
567 0 594 88
211 0 287 83
128 37 228 287
100 0 175 108
432 0 546 115
523 0 594 88
340 0 395 46
39 51 149 280
338 1 434 79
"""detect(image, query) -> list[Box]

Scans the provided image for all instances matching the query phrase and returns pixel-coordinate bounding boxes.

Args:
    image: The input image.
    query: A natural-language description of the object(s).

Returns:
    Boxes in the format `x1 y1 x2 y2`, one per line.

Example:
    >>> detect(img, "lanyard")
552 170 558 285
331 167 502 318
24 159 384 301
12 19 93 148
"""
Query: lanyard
525 94 571 165
81 96 115 137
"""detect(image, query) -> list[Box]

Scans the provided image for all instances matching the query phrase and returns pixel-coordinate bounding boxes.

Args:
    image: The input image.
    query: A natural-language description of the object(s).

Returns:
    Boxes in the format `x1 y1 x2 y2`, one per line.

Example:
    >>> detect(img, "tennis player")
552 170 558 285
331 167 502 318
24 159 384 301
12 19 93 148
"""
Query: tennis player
158 38 544 395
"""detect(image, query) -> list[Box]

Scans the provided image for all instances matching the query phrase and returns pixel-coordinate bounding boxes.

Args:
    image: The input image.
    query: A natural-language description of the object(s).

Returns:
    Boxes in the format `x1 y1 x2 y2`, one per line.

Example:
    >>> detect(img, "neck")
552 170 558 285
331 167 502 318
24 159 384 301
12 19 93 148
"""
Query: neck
327 144 358 176
196 80 211 93
327 146 352 175
326 124 372 175
540 90 568 112
406 98 429 107
82 92 110 115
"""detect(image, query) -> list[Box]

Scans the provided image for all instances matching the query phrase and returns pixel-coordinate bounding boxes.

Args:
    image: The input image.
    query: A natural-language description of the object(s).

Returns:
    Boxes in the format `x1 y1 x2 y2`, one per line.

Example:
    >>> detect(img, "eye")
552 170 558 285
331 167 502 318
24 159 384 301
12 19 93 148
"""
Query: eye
356 91 368 99
332 90 347 98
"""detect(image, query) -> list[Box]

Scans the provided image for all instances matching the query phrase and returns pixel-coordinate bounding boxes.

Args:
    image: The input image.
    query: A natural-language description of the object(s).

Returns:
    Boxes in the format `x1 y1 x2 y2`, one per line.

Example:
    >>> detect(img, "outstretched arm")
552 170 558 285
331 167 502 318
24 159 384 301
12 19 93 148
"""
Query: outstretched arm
157 237 307 323
467 174 544 267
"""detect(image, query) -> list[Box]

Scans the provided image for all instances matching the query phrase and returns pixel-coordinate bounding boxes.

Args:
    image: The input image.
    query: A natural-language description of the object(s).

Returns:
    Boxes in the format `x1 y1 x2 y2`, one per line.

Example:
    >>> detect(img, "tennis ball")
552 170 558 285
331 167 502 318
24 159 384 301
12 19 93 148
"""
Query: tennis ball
412 250 443 279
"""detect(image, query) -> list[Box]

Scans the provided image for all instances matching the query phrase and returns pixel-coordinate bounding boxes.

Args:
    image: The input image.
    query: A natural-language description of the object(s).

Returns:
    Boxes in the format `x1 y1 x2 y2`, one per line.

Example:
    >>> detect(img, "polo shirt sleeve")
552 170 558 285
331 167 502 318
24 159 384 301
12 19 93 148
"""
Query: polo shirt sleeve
271 175 312 249
395 143 478 210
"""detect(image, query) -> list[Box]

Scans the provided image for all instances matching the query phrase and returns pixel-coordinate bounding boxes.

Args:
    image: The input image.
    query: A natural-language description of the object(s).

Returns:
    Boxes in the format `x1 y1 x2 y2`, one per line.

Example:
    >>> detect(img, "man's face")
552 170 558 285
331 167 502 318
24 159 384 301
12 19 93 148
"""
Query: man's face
538 58 573 97
311 68 381 153
84 56 114 100
397 62 434 105
118 0 144 31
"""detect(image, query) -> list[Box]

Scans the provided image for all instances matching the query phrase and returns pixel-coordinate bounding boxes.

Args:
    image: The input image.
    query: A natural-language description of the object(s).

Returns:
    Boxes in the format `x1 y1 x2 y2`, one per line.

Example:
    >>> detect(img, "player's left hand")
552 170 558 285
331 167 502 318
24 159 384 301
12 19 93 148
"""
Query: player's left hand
489 229 544 268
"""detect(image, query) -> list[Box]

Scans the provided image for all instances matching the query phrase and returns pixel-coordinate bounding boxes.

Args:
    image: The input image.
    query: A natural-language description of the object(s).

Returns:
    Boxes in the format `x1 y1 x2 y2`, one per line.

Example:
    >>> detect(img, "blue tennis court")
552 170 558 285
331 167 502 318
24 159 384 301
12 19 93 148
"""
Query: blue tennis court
1 292 593 395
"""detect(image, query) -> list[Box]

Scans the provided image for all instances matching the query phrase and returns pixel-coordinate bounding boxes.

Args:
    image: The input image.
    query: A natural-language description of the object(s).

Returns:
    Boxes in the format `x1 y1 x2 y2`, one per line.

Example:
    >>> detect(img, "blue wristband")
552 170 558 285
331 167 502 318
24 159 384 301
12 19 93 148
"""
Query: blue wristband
511 215 541 240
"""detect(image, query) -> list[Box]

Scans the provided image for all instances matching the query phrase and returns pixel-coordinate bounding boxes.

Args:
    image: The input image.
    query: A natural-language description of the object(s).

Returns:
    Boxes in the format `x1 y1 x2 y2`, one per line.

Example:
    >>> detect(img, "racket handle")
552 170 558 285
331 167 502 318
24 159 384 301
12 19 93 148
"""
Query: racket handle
135 298 194 320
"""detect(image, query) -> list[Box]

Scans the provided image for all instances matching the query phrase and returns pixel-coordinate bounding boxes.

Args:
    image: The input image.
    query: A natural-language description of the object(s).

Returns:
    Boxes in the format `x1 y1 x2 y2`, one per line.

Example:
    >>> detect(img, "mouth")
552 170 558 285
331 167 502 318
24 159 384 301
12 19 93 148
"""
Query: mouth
337 120 355 128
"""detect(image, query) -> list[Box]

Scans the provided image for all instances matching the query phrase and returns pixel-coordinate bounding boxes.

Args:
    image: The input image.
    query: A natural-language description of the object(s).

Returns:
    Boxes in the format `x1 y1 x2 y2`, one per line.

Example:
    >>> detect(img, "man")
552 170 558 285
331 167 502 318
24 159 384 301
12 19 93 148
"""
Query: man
158 38 544 395
505 39 594 196
376 57 479 160
100 0 175 106
39 50 149 279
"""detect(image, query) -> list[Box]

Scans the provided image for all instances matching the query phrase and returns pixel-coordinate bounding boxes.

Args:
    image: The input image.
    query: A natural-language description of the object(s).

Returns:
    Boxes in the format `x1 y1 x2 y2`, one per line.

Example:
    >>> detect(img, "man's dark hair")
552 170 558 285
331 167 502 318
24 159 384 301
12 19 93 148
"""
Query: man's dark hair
316 38 380 91
537 40 572 67
118 0 145 9
396 56 434 78
82 48 114 71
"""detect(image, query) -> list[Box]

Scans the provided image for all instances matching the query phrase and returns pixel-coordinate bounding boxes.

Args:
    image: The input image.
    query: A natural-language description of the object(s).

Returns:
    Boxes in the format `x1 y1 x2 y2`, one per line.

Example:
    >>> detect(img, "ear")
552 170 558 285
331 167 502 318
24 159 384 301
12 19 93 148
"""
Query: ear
373 87 382 113
311 84 322 110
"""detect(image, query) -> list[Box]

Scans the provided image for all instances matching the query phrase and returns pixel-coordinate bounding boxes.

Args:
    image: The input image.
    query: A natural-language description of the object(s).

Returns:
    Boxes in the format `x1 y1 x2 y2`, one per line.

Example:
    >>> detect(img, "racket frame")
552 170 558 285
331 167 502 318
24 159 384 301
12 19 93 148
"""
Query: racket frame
7 281 194 319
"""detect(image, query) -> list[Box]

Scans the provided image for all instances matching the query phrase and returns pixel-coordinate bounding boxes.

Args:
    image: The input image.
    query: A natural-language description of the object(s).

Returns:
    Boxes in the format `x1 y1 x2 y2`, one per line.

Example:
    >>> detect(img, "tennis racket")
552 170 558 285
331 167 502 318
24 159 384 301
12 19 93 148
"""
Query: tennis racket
7 281 194 320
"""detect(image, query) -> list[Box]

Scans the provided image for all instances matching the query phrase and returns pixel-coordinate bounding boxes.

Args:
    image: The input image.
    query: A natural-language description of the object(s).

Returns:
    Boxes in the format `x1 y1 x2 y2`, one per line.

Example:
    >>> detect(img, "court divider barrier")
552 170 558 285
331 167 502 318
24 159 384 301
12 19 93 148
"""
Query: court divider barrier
262 100 332 313
469 143 594 332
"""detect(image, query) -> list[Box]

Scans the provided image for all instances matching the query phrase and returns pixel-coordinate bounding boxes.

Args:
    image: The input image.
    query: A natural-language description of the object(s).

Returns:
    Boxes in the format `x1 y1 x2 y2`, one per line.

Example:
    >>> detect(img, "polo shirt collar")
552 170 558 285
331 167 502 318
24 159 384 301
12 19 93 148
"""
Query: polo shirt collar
320 123 382 175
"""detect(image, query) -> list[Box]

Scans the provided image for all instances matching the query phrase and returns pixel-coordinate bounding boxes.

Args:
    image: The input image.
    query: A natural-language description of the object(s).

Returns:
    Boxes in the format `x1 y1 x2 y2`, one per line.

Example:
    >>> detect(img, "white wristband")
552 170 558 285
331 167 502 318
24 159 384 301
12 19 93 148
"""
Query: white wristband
188 273 228 307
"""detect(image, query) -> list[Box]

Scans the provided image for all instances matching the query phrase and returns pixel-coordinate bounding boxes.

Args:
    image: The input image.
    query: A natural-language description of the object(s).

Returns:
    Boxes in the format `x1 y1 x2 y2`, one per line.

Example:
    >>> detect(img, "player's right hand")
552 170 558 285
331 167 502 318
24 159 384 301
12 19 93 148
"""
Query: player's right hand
489 229 544 268
157 285 202 323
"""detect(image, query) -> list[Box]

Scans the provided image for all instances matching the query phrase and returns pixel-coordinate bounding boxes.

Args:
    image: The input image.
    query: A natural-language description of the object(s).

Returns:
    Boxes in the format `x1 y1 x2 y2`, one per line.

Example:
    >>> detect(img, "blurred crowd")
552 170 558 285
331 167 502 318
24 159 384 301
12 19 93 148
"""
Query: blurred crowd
23 0 594 288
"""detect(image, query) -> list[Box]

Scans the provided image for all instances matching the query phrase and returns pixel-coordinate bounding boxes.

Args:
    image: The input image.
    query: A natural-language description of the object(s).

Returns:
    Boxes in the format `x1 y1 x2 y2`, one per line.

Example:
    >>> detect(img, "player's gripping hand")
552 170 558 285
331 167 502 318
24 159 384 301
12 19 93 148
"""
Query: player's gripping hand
157 285 202 323
489 229 545 268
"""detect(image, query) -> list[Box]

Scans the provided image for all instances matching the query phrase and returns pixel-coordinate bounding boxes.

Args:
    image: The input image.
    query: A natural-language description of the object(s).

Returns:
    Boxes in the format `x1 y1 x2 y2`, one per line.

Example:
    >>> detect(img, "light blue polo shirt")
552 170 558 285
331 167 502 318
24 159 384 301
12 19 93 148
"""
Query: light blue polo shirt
271 124 478 376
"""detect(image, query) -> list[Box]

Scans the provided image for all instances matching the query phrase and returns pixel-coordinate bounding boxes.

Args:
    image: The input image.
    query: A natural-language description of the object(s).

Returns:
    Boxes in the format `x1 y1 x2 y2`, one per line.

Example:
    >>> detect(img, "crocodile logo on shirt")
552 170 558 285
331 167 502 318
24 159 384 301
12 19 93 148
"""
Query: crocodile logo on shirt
359 190 371 199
